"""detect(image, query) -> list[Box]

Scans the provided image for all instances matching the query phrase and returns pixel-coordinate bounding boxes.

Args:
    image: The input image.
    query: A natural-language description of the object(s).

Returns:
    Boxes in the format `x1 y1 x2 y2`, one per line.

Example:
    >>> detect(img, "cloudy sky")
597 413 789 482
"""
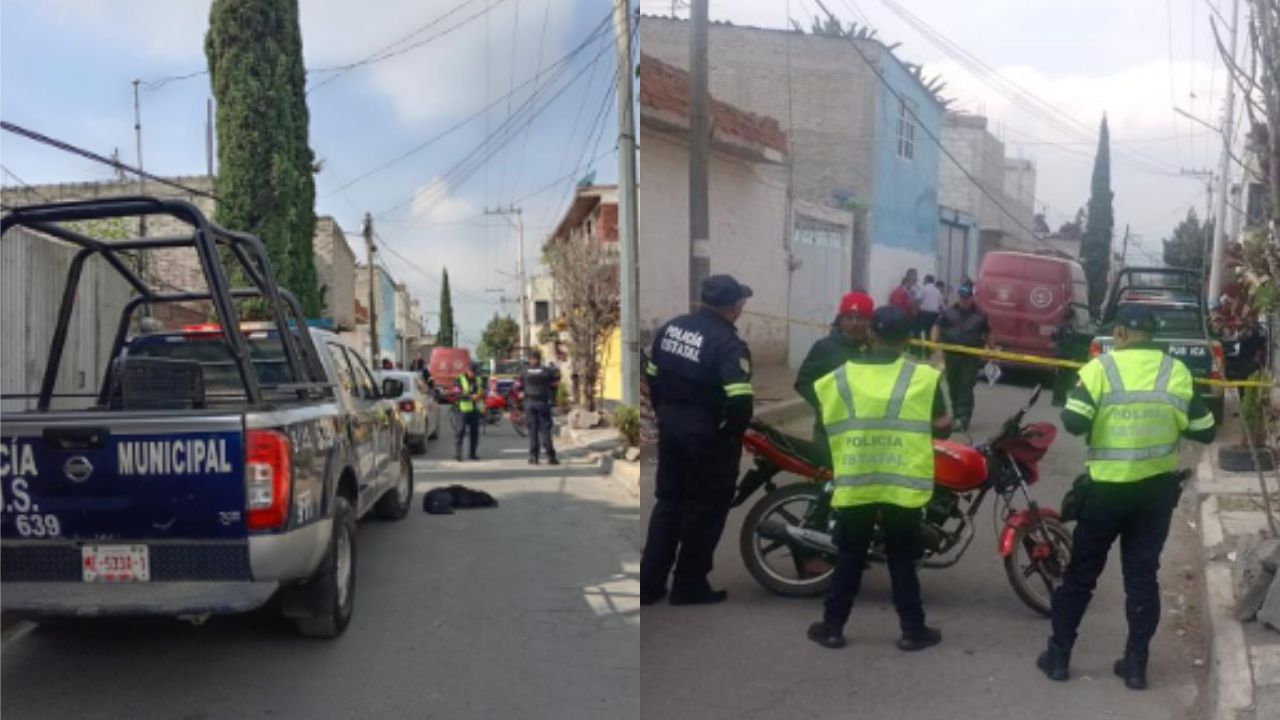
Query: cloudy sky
640 0 1242 266
0 0 621 348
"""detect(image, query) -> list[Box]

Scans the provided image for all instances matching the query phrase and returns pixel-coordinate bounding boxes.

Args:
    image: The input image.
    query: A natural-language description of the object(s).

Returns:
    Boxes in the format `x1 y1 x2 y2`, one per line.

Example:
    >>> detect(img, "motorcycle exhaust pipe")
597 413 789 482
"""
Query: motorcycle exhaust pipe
757 518 837 555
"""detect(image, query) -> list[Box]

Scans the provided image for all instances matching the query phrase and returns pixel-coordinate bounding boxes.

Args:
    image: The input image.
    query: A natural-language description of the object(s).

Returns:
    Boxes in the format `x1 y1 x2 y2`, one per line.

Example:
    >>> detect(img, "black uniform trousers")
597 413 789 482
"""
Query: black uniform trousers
1050 474 1181 659
823 504 926 632
944 352 982 423
526 402 556 460
640 416 741 595
454 410 480 459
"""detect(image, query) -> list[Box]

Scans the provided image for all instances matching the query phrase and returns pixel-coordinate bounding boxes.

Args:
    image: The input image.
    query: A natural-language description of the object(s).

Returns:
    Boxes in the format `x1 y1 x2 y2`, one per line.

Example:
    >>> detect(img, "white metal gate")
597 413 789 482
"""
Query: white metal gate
788 215 850 369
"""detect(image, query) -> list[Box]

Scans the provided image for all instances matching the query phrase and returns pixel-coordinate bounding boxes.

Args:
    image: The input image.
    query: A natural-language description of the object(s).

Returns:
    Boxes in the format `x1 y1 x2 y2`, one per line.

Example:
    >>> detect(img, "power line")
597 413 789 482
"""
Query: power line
0 164 52 203
510 0 555 202
323 12 614 198
808 0 1055 251
1 121 220 201
497 0 522 202
874 0 1182 177
374 23 615 222
307 0 506 94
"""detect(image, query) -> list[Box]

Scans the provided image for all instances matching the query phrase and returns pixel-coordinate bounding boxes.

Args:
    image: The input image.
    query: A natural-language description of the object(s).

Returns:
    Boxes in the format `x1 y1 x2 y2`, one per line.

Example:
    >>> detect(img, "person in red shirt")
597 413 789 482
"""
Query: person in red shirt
888 269 919 317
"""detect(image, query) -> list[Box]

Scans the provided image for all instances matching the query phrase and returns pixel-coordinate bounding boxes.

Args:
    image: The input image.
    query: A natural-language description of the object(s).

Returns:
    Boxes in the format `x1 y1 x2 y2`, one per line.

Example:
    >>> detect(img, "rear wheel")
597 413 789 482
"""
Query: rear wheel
374 454 414 520
1003 515 1073 617
510 410 528 437
739 482 834 597
294 496 357 638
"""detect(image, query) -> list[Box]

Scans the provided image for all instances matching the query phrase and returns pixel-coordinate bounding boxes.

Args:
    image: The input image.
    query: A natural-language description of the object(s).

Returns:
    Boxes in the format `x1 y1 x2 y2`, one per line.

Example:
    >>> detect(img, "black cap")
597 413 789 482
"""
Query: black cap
1114 304 1158 333
871 305 913 341
701 274 753 307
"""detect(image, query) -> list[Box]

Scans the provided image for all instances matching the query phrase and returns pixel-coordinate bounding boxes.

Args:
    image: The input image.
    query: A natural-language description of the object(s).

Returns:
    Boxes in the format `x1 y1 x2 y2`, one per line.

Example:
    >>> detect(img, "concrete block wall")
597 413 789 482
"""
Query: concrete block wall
640 17 878 209
312 216 356 330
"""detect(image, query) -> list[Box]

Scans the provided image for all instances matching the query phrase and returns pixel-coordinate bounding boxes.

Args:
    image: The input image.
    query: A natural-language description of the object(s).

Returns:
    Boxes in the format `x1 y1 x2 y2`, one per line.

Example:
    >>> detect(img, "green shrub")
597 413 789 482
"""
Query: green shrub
612 404 640 447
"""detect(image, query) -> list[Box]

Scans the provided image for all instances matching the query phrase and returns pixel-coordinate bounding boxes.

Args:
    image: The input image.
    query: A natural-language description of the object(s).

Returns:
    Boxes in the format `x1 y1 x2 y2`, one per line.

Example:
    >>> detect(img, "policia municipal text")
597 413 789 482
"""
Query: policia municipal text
1037 304 1215 690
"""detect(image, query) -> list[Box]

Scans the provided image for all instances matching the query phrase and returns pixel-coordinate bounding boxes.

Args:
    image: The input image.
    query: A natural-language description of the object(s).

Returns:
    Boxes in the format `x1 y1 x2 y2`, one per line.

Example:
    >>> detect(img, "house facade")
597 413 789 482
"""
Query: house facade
640 17 944 306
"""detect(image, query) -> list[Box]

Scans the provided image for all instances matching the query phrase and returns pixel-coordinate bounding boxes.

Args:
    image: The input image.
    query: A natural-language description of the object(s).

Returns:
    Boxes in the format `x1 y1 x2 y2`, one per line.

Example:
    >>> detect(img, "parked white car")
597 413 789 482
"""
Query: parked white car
376 370 441 454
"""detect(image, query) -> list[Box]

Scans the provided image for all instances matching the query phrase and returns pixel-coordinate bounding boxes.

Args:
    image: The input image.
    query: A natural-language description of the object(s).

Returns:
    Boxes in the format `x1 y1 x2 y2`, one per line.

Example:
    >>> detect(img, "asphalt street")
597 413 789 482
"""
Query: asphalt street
640 379 1208 720
2 422 640 720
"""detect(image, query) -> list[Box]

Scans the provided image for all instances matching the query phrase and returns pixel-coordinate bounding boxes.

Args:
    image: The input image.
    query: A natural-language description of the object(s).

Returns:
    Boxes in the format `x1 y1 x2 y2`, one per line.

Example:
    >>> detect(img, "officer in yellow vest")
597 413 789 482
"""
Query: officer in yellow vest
807 306 952 652
1038 305 1215 690
453 363 484 462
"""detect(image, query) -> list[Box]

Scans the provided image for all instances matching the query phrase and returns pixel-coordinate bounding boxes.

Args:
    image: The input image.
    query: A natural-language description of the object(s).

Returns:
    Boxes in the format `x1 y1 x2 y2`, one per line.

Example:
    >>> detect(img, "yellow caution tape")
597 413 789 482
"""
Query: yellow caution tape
739 310 1273 389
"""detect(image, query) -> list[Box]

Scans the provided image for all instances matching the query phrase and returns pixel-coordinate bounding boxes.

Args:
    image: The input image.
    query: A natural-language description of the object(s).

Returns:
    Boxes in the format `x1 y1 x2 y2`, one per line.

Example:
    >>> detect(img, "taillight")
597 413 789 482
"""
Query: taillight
1211 342 1225 379
246 429 292 531
1088 339 1102 358
398 399 416 412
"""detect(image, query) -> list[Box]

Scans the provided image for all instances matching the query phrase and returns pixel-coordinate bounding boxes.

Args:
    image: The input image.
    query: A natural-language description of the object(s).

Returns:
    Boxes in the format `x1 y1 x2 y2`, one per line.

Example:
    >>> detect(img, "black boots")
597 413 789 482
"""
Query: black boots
1036 640 1071 682
807 621 847 649
1113 654 1148 690
668 585 728 606
896 625 942 652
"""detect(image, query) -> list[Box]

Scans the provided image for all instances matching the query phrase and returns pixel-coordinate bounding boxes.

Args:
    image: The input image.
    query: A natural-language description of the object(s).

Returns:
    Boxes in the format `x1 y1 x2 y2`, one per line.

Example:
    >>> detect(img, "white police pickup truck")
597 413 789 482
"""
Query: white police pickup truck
1 198 413 637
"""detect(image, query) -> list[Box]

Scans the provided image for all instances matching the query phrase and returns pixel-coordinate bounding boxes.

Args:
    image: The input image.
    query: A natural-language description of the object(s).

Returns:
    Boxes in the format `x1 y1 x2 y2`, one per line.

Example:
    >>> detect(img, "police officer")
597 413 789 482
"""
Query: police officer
453 362 484 462
1037 304 1215 689
794 290 874 466
521 350 560 465
931 281 989 432
640 274 754 606
806 306 952 651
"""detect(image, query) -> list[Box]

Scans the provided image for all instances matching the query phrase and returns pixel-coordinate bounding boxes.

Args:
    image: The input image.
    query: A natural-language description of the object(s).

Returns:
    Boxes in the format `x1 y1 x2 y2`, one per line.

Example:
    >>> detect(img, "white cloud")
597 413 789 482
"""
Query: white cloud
410 176 477 224
40 0 589 124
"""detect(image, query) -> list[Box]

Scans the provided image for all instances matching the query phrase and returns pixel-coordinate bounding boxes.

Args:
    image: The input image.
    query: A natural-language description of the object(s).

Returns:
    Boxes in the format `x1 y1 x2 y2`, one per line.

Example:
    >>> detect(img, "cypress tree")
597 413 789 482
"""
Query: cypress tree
1080 115 1114 312
438 268 455 347
205 0 320 316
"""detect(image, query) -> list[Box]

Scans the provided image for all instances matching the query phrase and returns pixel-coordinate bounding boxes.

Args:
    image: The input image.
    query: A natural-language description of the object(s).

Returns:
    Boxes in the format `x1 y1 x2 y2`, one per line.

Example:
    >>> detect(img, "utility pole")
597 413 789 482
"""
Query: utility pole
1207 0 1241 307
132 80 148 238
363 212 380 364
1180 167 1216 223
1121 224 1130 266
614 0 640 404
485 205 529 355
689 0 710 311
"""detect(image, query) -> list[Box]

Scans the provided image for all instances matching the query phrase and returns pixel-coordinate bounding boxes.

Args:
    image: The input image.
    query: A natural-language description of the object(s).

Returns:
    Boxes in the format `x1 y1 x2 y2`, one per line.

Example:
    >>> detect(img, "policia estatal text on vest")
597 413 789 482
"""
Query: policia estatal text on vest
641 275 754 606
807 305 952 652
1037 304 1215 690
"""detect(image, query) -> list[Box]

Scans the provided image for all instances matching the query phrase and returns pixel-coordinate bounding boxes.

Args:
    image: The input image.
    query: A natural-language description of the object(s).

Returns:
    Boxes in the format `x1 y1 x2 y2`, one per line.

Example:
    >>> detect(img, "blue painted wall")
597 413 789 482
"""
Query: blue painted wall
376 267 397 362
869 47 943 256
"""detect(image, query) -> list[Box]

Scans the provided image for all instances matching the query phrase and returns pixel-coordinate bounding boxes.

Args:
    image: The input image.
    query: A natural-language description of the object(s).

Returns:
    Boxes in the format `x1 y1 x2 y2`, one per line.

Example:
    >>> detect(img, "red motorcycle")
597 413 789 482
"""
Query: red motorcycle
734 386 1072 616
447 385 527 437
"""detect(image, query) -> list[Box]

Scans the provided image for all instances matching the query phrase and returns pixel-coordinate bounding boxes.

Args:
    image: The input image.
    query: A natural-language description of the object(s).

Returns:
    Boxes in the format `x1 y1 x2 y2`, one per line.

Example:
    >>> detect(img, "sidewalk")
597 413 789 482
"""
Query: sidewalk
1195 398 1280 720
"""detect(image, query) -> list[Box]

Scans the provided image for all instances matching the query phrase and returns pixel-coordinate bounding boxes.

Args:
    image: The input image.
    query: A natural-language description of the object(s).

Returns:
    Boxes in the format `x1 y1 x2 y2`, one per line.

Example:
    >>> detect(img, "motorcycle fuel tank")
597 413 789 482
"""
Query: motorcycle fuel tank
933 440 988 491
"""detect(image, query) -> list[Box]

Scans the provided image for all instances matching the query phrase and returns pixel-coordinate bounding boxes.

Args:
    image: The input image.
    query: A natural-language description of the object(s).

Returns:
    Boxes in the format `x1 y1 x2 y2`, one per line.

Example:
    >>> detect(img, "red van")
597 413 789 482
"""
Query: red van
974 252 1091 360
429 347 472 389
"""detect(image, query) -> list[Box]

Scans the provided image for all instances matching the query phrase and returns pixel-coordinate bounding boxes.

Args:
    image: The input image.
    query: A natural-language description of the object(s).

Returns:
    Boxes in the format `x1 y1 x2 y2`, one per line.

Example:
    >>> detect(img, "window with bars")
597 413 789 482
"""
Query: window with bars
897 100 916 161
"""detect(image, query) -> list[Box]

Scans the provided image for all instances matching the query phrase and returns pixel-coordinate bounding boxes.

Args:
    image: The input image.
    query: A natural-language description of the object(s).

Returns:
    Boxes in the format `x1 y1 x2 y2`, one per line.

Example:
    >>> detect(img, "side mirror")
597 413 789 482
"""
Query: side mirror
1028 385 1043 407
381 378 405 399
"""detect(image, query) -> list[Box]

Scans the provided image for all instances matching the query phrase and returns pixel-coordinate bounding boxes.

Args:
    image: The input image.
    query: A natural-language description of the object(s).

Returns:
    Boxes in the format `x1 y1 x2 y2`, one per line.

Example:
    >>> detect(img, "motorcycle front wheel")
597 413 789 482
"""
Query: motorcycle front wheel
1003 515 1073 617
510 411 528 437
739 482 834 597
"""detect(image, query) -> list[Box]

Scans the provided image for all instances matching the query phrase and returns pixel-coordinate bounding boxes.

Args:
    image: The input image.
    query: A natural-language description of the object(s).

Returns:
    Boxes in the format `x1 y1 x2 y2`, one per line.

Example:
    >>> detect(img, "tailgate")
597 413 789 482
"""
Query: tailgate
1 414 246 543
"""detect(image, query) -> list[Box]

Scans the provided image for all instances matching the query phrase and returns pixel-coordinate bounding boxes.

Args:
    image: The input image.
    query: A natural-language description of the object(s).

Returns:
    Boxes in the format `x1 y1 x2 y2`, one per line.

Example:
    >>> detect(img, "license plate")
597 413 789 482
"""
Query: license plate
82 545 150 583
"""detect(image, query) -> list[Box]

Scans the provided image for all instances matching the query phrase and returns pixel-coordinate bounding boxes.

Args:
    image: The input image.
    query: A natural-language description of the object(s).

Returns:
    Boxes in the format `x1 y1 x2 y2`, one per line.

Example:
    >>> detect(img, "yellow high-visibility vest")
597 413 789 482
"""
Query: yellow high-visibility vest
1069 348 1198 482
815 358 939 508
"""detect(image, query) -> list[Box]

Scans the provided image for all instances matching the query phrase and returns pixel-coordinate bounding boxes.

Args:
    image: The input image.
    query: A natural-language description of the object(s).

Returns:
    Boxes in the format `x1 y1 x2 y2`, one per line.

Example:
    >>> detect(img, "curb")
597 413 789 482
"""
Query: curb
1196 448 1258 719
606 456 640 499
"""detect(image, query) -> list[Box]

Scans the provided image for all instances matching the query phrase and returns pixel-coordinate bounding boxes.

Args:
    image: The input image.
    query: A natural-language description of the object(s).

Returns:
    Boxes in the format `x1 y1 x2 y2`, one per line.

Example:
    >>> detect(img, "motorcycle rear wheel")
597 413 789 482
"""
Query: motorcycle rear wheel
1003 515 1073 617
739 482 834 597
510 411 528 437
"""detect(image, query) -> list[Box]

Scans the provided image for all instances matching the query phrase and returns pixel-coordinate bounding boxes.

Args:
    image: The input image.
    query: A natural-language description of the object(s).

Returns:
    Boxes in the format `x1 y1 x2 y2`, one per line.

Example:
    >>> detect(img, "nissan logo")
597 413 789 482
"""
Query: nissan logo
64 456 93 483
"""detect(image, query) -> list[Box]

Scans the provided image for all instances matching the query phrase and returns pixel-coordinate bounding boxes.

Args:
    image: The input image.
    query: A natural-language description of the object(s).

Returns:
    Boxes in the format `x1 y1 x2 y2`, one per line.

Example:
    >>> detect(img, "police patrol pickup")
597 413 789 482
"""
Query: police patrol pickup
1 198 413 638
1088 266 1226 423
